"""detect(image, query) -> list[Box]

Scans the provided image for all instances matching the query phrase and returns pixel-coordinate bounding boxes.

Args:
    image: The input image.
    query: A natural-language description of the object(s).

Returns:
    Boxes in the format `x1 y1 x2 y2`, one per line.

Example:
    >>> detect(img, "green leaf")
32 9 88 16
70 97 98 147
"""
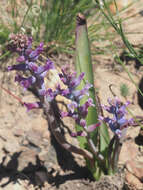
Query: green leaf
75 13 98 149
99 122 110 171
99 122 110 156
75 13 110 180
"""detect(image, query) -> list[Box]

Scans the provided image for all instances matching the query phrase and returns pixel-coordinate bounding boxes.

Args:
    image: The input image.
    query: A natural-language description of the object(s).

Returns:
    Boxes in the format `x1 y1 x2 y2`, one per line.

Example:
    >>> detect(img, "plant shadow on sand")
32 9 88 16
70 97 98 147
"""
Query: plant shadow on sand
0 151 47 188
49 133 93 188
0 135 92 189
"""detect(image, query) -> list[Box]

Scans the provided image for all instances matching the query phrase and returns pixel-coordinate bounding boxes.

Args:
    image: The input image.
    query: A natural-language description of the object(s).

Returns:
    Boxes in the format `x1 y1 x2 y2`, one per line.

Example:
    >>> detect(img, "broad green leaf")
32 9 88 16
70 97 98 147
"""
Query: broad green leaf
75 13 111 180
75 13 98 149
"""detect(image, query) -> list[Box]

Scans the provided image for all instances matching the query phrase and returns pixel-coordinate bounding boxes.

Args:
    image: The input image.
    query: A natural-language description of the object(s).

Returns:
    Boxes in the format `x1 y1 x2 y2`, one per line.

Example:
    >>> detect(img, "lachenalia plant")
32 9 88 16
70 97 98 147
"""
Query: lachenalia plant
6 14 133 180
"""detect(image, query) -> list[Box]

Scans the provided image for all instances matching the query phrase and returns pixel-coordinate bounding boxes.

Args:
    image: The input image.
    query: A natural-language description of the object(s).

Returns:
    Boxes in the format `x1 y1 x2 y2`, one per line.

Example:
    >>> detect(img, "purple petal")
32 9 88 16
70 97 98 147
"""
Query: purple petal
36 60 54 74
71 131 87 137
25 48 32 56
85 98 95 107
24 102 42 111
16 56 25 63
84 82 93 90
79 107 88 118
27 62 38 72
67 101 78 113
45 59 55 70
38 89 47 96
102 104 116 114
103 117 112 123
70 72 84 88
87 123 100 132
115 129 122 138
8 63 27 71
59 73 67 84
103 117 118 132
118 102 129 115
60 112 69 118
80 119 86 127
128 118 134 125
73 83 93 100
45 88 56 102
28 37 32 48
15 75 36 89
70 72 77 79
98 115 104 121
79 98 95 118
61 89 70 96
99 97 132 138
37 42 44 53
107 97 115 106
29 42 43 60
72 114 79 120
61 66 69 75
60 77 67 84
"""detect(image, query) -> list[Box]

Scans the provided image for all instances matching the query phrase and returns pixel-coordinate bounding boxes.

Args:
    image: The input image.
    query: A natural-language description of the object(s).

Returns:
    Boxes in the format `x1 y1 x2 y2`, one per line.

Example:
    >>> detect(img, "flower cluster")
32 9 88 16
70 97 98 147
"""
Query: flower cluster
100 97 133 138
57 66 100 137
8 34 54 111
8 34 99 136
8 33 31 53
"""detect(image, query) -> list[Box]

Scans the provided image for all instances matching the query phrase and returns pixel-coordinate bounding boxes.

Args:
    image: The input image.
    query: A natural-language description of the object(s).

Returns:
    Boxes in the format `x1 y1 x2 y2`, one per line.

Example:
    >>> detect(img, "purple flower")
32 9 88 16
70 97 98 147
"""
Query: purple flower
8 33 31 53
71 131 87 137
71 122 100 137
59 66 85 90
34 59 54 75
58 67 93 105
79 98 95 118
67 102 78 113
59 67 77 86
72 83 93 100
24 102 42 111
87 123 100 132
57 68 99 134
8 63 28 71
60 110 78 119
79 119 100 132
27 62 38 72
8 36 55 111
60 112 69 118
15 74 36 90
28 42 44 61
70 72 85 88
16 56 25 63
80 119 86 127
45 88 57 102
100 97 133 138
